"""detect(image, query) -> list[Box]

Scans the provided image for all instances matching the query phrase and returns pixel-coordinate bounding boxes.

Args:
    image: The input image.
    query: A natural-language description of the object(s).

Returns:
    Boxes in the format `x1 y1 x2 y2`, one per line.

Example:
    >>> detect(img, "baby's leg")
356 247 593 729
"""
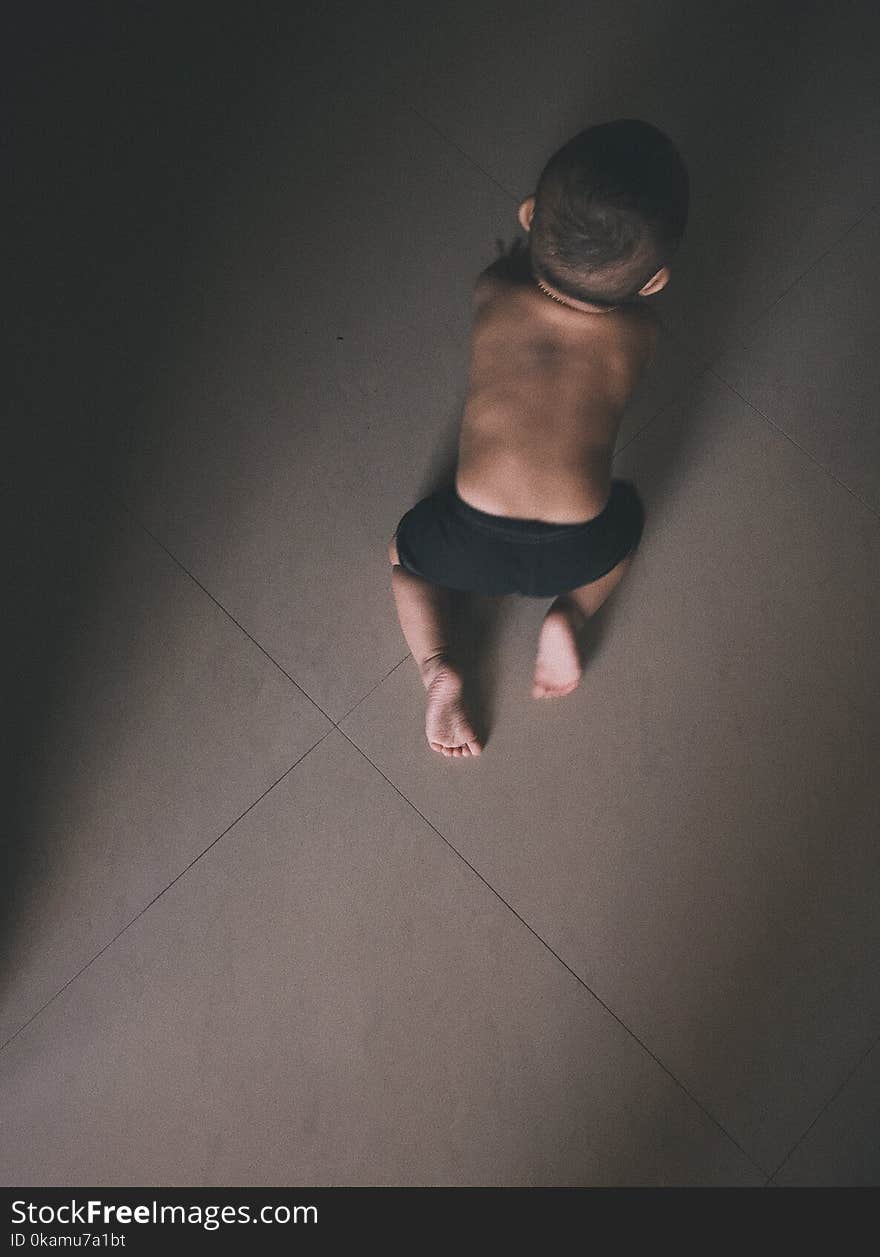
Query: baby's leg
388 538 482 757
532 555 633 698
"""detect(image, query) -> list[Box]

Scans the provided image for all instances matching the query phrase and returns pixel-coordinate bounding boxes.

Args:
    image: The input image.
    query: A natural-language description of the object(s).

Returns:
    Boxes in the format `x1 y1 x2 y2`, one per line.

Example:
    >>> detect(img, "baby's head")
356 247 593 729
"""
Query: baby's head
520 119 689 311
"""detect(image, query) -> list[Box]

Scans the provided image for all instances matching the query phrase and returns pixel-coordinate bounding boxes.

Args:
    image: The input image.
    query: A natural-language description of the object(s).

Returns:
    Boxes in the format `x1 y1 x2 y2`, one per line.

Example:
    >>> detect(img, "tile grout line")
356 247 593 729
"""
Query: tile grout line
0 732 335 1056
406 104 520 204
335 654 412 726
619 346 879 1183
105 489 339 720
765 1029 880 1183
106 488 416 730
706 372 880 520
613 393 685 459
729 200 880 344
335 724 768 1179
545 195 880 469
621 339 878 521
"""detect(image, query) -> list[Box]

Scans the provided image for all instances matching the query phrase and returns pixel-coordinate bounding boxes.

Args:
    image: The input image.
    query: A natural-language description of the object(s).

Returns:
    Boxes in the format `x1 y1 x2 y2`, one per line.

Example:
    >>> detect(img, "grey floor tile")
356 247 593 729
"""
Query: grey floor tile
3 497 329 1047
0 732 762 1187
714 209 880 511
342 373 880 1172
110 85 691 722
772 1037 880 1186
396 0 880 361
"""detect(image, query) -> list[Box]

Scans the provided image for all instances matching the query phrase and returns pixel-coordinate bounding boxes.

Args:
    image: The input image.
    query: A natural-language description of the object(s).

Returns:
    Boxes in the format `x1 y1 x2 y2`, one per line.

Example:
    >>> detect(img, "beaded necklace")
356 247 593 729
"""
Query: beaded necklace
534 276 618 314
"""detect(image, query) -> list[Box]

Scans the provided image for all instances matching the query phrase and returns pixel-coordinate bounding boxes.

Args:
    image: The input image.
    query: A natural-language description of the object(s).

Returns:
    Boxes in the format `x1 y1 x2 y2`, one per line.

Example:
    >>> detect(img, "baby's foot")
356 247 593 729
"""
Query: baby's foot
532 602 586 699
423 661 482 758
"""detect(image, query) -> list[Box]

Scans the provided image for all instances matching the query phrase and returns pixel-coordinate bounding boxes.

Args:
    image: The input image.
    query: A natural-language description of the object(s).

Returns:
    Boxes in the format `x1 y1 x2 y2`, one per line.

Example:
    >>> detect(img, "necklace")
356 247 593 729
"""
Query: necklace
535 276 617 314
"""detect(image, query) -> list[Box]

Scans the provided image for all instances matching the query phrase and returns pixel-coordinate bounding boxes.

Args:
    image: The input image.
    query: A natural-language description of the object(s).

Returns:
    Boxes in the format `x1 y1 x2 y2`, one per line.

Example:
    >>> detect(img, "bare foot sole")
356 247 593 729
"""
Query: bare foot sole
424 664 482 757
532 603 585 698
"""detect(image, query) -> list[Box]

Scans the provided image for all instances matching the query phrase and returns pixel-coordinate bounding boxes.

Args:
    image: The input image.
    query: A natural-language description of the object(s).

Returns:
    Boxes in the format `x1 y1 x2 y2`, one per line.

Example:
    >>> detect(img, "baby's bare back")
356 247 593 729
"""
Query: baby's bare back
455 264 657 523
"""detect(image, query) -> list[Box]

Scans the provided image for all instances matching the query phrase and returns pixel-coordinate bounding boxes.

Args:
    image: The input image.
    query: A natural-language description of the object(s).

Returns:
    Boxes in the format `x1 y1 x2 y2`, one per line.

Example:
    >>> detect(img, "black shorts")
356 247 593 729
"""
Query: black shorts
393 479 645 598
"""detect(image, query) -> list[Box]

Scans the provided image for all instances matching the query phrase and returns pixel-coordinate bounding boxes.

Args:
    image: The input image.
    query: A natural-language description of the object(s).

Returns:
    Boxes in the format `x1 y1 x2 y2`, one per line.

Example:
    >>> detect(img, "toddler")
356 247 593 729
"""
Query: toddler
388 119 689 757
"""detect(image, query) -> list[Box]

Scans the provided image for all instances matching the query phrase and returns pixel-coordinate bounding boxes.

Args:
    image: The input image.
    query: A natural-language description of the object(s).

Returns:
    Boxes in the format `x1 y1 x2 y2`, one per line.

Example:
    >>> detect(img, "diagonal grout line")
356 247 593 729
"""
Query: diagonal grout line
103 487 419 734
766 1029 880 1183
406 104 520 203
0 732 335 1056
707 373 880 520
615 203 880 389
335 725 768 1179
337 654 412 726
730 201 880 347
613 394 684 459
610 318 723 462
105 489 338 724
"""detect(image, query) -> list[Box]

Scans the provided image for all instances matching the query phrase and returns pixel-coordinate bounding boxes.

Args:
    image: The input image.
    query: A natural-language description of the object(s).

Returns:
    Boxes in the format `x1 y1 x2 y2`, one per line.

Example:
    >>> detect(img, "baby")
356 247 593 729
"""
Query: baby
388 119 689 757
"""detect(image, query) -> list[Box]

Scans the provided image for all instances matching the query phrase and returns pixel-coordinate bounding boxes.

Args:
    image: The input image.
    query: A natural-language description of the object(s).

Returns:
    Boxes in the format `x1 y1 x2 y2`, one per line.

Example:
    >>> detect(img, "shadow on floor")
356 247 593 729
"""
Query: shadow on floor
4 7 300 1028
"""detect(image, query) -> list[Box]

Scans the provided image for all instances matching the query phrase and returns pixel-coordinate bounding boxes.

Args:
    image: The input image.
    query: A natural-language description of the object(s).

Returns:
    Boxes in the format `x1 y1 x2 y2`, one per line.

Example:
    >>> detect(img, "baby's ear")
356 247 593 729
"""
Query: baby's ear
639 266 670 296
517 196 536 233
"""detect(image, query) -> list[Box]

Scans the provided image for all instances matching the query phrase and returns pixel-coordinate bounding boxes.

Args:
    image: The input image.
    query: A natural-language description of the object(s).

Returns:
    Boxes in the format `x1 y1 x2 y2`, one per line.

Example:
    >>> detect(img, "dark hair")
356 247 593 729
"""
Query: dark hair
530 119 689 304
